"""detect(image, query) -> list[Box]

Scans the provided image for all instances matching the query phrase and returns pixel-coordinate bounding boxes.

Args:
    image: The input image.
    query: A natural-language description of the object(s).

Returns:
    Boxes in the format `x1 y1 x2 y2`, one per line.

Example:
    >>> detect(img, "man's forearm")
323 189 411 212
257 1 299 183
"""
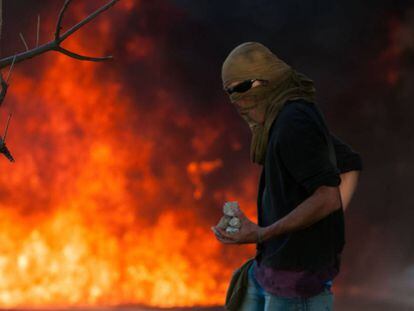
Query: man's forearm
261 185 341 241
339 170 360 211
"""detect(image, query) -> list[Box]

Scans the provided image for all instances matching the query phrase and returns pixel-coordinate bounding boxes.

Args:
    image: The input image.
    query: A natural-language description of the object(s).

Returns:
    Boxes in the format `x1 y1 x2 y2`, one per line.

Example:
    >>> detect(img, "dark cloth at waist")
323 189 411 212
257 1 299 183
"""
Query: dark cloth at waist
253 259 338 298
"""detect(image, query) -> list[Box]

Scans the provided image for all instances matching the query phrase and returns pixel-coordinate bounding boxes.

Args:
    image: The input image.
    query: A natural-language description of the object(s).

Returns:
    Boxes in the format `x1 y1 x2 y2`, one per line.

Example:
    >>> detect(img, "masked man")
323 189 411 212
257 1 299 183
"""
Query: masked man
212 42 362 310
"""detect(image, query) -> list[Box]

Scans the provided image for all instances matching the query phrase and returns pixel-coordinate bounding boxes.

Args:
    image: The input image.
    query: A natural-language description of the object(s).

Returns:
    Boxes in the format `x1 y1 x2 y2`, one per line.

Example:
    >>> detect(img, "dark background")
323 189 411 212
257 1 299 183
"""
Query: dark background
2 0 414 309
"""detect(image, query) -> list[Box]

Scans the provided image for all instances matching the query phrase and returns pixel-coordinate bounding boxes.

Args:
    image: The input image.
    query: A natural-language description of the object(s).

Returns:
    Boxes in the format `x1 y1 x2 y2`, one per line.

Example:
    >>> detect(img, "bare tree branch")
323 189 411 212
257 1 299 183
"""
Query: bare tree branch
0 0 119 114
0 0 120 161
58 0 118 43
0 72 7 103
55 45 112 62
55 0 71 41
0 55 14 129
0 41 57 69
0 0 119 69
0 0 14 163
0 113 14 161
0 54 14 103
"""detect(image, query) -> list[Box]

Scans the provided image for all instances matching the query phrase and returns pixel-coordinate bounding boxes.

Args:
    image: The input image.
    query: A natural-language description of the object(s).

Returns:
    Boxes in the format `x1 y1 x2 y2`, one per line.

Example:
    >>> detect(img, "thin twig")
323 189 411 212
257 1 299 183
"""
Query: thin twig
55 46 112 62
3 113 11 141
55 0 71 41
19 32 29 51
36 14 40 47
58 0 119 42
5 55 16 83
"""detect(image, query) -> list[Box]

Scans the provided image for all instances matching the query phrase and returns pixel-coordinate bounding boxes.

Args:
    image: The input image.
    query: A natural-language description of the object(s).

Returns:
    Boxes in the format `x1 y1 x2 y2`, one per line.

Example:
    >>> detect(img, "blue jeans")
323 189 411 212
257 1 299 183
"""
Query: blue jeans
239 262 334 311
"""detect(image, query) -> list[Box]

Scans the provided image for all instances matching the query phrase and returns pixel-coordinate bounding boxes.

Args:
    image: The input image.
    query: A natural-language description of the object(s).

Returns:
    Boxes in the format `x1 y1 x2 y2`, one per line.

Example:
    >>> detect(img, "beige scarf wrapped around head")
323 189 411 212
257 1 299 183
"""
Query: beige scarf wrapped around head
221 42 316 165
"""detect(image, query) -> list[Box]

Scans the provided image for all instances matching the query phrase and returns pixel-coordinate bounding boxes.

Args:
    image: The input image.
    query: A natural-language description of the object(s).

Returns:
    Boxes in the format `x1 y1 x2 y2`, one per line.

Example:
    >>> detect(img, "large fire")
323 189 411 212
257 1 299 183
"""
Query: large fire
0 1 258 308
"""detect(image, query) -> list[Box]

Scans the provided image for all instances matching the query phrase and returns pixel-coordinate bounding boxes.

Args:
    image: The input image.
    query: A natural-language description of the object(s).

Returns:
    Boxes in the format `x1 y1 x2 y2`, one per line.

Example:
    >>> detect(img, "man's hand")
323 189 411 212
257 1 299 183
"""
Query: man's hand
211 208 265 244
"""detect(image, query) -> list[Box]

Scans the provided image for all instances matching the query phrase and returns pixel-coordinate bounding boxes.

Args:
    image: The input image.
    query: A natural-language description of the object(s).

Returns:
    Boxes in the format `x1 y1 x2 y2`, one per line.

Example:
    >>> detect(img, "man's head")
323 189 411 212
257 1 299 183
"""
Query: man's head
221 42 316 164
221 42 291 128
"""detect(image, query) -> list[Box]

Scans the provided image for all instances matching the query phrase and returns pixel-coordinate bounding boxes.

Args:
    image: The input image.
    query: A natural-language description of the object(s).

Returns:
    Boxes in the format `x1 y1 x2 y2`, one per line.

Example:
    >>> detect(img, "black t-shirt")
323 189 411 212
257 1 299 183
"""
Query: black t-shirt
256 98 362 270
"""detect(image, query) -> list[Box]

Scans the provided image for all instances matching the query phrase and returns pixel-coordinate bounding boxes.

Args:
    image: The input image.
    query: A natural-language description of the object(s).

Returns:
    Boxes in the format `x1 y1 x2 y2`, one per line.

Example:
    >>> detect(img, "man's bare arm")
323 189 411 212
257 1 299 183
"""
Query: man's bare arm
261 185 342 242
259 170 360 242
339 170 360 211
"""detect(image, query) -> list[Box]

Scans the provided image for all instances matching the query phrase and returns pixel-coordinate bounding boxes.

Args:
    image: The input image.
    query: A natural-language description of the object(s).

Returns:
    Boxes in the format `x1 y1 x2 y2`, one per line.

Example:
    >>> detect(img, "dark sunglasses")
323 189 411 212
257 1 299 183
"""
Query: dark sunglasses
225 79 267 94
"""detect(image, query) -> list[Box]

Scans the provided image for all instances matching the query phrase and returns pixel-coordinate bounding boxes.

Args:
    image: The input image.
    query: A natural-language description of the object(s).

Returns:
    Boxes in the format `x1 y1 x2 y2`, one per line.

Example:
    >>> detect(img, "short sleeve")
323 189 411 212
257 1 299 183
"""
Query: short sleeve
330 133 363 173
277 109 341 195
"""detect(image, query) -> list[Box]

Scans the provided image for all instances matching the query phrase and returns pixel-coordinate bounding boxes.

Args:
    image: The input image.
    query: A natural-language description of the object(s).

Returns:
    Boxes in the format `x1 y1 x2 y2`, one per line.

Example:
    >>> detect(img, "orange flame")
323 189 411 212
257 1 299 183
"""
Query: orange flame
0 2 258 308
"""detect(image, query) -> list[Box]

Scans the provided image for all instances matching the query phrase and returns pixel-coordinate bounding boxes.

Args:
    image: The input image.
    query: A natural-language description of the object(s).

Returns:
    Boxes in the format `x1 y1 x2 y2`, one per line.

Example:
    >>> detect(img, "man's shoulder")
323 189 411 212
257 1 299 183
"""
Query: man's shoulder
275 99 320 132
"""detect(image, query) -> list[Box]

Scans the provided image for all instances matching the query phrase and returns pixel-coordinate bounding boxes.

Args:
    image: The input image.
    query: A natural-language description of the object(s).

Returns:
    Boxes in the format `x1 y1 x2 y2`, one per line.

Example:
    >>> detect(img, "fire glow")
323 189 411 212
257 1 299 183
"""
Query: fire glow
0 1 258 308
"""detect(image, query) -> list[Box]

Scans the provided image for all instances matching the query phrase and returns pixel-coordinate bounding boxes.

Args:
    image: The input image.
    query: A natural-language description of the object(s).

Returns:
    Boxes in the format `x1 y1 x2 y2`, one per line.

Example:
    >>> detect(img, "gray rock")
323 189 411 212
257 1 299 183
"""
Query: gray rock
229 217 241 228
225 227 240 234
216 215 232 229
223 201 239 216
